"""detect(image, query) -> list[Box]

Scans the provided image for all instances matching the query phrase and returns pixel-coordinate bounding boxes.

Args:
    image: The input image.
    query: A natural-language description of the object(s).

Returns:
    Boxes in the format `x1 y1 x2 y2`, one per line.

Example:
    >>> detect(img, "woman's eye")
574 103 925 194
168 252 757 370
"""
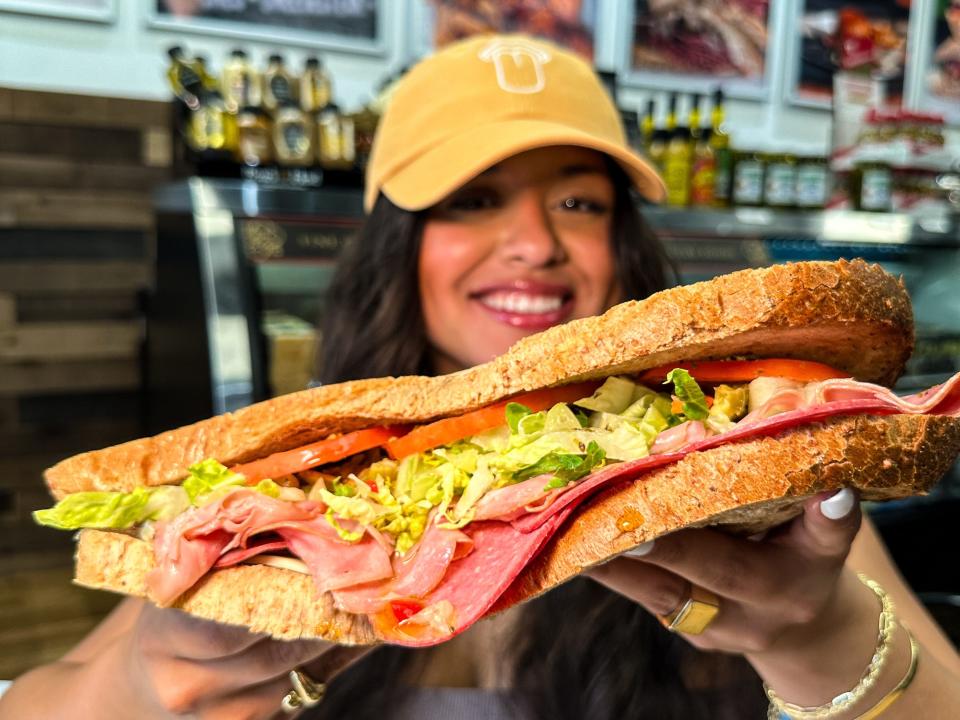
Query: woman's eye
446 192 500 212
558 196 608 214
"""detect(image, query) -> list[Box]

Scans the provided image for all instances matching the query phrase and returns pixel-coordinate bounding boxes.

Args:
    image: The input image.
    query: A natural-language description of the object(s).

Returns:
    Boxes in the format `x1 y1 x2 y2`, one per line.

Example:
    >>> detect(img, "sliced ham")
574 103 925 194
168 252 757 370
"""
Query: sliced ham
650 420 706 454
369 510 574 646
472 474 567 521
278 518 393 593
214 537 289 568
333 519 473 614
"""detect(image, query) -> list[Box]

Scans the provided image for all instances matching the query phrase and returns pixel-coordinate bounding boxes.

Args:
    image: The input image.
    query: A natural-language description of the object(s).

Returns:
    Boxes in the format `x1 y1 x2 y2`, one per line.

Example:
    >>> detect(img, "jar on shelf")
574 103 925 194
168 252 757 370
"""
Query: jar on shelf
732 148 766 207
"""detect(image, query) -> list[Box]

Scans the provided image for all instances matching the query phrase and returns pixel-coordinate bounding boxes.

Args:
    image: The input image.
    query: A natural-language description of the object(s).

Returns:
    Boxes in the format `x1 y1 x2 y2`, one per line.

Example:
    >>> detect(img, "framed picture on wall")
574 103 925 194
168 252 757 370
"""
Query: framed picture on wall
408 0 599 61
615 0 773 99
916 0 960 123
149 0 385 55
0 0 116 23
784 0 911 108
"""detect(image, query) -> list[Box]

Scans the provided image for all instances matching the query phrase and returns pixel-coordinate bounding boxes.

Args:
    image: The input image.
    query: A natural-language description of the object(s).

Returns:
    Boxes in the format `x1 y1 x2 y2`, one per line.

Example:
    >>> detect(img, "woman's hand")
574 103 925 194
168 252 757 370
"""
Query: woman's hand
124 601 372 719
0 597 372 720
587 488 887 703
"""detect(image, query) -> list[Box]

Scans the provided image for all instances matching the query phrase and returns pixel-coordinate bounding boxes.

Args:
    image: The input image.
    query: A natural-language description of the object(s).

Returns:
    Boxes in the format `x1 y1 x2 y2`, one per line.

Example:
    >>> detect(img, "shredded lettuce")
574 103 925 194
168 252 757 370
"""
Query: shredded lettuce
33 484 193 530
34 487 156 530
324 509 364 542
506 402 532 433
665 369 710 420
513 441 606 490
574 376 638 414
183 459 247 505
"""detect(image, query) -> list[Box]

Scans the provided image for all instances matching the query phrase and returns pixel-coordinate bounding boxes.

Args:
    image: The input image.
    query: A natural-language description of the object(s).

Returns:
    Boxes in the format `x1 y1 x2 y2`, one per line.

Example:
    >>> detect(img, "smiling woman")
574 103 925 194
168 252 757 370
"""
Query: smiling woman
419 148 620 371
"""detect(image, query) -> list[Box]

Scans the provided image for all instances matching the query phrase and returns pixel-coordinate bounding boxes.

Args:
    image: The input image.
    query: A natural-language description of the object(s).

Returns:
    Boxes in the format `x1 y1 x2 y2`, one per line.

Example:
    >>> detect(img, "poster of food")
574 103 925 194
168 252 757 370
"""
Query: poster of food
629 0 769 80
791 0 909 105
427 0 596 60
927 0 960 104
153 0 379 43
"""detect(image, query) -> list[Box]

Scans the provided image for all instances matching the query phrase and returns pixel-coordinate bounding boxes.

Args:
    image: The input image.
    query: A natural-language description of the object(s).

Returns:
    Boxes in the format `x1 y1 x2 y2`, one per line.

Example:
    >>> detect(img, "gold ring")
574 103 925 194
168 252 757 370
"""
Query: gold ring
658 584 720 635
280 668 326 714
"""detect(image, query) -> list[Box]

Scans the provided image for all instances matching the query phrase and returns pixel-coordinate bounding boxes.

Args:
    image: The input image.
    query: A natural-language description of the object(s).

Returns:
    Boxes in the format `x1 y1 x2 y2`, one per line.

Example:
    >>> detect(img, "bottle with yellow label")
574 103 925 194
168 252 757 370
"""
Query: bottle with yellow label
222 49 260 114
648 93 675 176
263 54 297 112
166 46 207 109
300 56 332 113
640 99 655 158
274 101 315 167
709 89 732 207
237 106 273 167
316 103 355 169
662 95 693 207
187 89 238 156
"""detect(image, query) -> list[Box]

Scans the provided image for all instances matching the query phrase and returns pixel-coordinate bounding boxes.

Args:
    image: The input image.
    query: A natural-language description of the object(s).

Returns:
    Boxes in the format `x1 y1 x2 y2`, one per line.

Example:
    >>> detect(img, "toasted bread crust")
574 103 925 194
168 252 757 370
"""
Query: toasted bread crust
74 413 960 644
47 260 913 499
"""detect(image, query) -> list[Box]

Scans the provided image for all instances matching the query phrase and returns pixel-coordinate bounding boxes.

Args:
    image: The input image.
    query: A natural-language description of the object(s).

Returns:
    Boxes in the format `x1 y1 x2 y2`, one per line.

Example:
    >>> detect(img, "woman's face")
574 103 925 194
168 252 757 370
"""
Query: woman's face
419 146 620 374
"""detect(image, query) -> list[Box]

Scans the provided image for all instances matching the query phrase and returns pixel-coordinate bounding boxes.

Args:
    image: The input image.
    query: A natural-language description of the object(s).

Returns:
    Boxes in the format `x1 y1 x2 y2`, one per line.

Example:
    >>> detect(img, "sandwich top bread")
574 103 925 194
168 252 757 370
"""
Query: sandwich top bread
35 259 960 646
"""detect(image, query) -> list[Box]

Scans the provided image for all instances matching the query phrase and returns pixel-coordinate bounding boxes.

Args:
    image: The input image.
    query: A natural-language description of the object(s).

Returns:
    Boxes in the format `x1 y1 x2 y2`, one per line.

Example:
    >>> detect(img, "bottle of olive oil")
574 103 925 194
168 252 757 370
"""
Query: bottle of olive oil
300 56 332 113
640 99 656 158
166 46 206 109
237 105 274 167
263 54 297 112
187 89 238 156
709 88 732 207
222 49 261 113
662 94 693 207
274 100 315 167
689 94 716 207
647 93 674 175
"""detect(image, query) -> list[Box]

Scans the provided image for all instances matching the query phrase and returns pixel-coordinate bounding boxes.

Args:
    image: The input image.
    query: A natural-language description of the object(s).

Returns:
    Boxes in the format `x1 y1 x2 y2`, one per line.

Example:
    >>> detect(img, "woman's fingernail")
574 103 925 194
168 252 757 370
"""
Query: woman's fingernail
623 540 655 557
820 488 856 520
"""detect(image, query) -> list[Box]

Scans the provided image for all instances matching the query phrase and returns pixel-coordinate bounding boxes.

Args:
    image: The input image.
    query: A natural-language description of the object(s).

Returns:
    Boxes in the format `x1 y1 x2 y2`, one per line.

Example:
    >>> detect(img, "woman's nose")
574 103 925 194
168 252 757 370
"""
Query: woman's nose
498 192 567 267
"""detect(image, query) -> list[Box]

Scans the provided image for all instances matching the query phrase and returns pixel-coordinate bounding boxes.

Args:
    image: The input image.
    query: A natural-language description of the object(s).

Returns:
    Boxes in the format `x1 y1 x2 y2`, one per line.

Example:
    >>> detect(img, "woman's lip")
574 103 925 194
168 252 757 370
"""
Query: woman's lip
472 295 576 330
469 279 573 297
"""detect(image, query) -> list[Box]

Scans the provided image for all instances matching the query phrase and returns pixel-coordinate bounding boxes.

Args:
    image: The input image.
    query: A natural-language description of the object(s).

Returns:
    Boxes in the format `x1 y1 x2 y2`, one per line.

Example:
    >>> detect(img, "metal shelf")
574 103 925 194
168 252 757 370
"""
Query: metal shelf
643 206 959 246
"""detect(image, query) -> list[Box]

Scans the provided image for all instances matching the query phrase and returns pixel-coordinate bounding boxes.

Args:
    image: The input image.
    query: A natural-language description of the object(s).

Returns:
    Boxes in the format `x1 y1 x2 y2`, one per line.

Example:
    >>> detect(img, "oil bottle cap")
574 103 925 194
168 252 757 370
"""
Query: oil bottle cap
167 46 184 60
231 48 248 58
305 56 322 69
269 53 284 64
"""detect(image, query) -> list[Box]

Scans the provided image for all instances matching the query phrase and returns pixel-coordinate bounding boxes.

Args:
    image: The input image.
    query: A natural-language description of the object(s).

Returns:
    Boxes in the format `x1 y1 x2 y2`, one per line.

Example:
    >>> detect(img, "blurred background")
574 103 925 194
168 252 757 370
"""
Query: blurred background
0 0 958 680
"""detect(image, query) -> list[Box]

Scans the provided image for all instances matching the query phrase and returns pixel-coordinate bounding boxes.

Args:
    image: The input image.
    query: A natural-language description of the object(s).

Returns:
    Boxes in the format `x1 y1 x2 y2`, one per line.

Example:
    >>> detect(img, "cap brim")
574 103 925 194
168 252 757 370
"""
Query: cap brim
374 118 666 212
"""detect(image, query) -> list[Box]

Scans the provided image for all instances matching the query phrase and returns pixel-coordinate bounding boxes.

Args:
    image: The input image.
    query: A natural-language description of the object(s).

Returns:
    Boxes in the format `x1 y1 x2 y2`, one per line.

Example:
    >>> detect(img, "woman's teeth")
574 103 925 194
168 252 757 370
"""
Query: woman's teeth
479 292 565 314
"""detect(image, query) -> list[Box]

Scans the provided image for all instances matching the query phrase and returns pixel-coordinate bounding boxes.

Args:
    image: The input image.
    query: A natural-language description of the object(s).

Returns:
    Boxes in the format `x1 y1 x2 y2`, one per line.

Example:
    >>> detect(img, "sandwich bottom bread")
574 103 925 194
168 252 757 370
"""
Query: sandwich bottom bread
34 260 960 646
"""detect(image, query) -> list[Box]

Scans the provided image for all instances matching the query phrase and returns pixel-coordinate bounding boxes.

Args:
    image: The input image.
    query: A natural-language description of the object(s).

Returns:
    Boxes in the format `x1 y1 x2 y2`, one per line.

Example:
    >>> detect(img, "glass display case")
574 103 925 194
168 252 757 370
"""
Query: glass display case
149 178 363 434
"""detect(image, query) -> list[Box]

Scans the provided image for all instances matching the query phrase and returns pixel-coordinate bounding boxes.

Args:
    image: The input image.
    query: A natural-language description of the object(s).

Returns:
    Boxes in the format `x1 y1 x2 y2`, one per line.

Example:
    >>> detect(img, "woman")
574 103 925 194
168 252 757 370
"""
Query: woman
2 34 958 720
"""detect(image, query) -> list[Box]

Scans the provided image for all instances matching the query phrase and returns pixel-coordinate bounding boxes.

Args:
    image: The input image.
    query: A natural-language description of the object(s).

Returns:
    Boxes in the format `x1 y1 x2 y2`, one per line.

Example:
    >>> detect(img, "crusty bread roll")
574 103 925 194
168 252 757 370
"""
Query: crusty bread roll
47 259 960 644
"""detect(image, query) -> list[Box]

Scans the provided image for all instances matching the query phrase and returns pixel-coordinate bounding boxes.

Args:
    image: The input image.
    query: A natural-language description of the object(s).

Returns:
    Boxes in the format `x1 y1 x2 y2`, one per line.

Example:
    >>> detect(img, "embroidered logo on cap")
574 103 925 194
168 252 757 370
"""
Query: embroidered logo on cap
479 38 551 94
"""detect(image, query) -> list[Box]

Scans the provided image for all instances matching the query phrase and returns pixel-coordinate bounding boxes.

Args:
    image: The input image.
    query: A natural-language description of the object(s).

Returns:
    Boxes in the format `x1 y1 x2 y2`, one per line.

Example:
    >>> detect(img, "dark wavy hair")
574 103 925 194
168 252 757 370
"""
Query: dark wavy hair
313 165 768 719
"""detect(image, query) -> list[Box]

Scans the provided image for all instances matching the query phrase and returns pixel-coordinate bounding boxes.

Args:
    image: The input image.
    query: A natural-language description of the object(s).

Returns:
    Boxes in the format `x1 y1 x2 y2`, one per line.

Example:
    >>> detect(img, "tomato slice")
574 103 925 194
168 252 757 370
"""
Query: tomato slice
385 381 600 460
232 425 408 483
640 359 848 385
389 598 425 623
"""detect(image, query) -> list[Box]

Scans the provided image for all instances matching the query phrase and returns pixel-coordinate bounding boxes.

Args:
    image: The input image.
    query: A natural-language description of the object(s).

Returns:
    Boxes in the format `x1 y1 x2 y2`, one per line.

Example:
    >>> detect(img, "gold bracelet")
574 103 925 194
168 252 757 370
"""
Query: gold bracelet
765 574 897 720
852 626 919 720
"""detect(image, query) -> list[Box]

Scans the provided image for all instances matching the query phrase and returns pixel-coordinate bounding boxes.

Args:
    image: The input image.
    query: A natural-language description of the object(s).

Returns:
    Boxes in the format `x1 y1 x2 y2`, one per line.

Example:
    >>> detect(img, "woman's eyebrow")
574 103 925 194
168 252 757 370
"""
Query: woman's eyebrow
560 164 608 177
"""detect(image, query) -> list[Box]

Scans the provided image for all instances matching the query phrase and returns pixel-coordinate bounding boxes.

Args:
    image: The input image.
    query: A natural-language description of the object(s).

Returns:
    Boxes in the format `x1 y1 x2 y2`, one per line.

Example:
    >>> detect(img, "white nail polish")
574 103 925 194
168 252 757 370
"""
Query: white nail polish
623 540 655 557
820 488 856 520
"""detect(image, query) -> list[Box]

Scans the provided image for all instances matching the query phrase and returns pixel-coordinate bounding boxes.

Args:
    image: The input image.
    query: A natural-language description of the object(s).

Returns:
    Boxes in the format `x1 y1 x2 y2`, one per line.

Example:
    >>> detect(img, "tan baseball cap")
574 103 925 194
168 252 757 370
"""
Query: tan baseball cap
364 33 666 212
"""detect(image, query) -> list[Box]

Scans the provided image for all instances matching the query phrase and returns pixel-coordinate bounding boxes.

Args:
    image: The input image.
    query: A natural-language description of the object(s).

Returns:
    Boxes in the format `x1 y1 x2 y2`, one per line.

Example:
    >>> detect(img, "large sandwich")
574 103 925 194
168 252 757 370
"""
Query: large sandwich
35 260 960 646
